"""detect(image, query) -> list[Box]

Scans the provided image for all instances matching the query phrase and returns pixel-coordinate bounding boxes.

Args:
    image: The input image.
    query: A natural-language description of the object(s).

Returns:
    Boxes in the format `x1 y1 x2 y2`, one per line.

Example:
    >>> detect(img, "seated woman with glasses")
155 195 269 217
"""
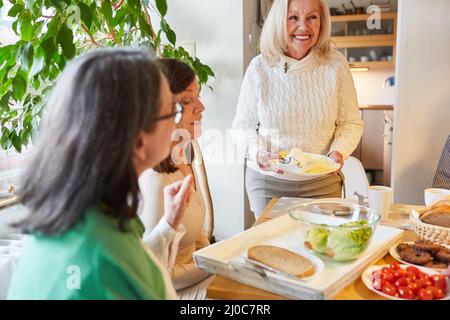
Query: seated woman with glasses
8 49 192 299
139 59 212 299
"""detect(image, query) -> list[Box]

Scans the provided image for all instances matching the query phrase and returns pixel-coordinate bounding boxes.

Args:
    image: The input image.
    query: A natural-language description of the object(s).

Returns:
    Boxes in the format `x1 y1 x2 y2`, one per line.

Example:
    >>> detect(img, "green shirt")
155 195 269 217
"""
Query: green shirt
8 207 166 300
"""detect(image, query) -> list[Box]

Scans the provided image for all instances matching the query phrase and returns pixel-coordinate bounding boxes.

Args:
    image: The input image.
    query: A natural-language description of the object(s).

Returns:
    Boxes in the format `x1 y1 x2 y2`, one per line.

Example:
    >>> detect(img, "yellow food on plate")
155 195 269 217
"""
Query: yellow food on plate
279 150 289 159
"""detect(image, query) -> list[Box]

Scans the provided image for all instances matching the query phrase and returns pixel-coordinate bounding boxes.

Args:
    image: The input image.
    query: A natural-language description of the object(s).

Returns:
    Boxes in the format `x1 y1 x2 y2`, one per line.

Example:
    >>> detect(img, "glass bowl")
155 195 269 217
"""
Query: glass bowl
289 201 381 262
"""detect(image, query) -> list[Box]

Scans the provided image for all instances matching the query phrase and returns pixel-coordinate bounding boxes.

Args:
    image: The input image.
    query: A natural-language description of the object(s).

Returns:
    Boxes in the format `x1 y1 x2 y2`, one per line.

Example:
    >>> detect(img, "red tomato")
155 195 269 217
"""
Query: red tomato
398 286 415 300
406 266 422 277
427 286 445 300
415 279 428 289
394 269 407 279
407 282 421 295
382 283 398 297
405 271 417 281
383 271 396 283
394 277 410 288
418 288 434 300
390 262 401 271
430 274 447 291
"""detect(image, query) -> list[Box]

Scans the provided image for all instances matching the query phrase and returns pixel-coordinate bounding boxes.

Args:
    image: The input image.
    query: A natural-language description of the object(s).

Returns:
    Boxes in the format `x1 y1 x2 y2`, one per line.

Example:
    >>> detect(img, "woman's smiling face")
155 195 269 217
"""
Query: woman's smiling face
176 79 205 140
285 0 321 60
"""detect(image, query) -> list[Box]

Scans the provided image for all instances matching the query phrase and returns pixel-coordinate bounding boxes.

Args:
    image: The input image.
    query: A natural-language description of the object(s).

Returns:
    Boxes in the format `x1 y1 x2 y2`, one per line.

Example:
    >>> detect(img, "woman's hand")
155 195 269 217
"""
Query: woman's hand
328 151 344 171
163 175 193 230
256 150 284 174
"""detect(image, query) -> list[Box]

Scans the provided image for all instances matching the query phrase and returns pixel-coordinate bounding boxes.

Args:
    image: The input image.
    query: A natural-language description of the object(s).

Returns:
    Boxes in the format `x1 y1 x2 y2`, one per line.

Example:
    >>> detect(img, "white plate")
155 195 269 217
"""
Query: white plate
389 242 449 272
264 153 340 181
362 265 450 300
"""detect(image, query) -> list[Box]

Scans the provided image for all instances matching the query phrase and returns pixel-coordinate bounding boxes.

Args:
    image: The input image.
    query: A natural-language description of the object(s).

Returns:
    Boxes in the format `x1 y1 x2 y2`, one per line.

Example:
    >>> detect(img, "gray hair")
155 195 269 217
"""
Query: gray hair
16 48 165 234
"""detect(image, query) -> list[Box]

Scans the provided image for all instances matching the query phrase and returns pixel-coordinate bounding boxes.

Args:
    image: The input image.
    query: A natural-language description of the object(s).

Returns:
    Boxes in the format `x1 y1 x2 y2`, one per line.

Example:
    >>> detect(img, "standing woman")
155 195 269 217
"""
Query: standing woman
232 0 363 217
139 59 212 299
8 49 191 299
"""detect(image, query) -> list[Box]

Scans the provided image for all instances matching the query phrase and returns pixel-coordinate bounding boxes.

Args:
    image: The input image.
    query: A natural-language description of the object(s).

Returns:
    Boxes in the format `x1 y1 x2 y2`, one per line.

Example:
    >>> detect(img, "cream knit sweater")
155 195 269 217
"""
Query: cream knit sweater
231 51 363 167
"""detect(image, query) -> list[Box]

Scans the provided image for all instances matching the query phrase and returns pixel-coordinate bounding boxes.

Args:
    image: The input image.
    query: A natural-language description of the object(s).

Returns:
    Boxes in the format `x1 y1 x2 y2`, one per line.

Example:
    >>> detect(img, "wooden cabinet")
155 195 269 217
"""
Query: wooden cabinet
331 13 397 70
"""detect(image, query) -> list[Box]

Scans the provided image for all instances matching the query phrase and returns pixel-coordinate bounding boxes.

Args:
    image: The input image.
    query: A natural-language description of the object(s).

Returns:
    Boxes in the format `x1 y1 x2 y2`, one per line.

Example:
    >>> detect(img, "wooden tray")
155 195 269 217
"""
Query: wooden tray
194 213 404 300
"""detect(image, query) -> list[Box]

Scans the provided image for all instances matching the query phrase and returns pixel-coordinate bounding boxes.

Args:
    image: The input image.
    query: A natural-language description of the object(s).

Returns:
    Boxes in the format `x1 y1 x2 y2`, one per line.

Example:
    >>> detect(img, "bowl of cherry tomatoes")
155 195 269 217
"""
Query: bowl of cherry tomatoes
361 262 449 300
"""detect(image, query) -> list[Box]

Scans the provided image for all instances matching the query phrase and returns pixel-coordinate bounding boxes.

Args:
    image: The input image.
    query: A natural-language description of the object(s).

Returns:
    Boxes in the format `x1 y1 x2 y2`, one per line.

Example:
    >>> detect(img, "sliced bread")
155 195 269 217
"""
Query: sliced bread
247 245 315 278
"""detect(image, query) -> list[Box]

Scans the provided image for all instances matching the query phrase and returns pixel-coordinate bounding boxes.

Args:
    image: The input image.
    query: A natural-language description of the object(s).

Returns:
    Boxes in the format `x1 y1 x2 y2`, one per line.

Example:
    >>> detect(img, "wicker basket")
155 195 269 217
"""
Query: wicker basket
410 210 450 245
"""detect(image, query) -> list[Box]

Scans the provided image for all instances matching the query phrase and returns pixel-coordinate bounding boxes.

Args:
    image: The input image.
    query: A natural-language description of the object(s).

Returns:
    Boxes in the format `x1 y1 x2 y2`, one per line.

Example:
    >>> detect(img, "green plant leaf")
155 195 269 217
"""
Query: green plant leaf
31 0 44 18
20 13 33 41
160 19 169 33
156 0 168 17
19 42 34 73
57 23 76 59
8 3 24 17
40 37 56 64
101 0 113 28
12 73 27 101
139 16 153 37
11 132 22 153
78 2 93 29
43 17 60 40
166 28 176 46
29 48 45 78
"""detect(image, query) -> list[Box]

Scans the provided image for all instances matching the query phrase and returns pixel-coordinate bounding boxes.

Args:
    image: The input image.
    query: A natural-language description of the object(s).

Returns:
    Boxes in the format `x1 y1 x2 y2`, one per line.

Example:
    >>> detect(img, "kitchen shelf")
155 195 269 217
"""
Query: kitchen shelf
333 34 396 48
331 12 398 23
331 12 397 70
349 61 394 70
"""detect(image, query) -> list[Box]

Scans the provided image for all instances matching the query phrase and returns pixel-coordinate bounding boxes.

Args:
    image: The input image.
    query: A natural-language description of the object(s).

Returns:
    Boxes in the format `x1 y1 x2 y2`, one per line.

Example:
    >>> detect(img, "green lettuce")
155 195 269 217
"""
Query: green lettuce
305 226 329 254
326 220 373 261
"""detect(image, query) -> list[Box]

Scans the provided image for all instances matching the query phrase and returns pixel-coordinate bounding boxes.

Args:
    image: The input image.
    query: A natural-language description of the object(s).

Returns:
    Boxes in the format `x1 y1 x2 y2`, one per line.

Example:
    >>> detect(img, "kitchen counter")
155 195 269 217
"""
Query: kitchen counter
359 105 394 111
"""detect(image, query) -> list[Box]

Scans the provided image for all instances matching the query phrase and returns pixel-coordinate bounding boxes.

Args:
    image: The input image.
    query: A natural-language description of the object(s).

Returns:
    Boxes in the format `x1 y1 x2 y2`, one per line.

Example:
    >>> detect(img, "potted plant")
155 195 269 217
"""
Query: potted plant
0 0 214 152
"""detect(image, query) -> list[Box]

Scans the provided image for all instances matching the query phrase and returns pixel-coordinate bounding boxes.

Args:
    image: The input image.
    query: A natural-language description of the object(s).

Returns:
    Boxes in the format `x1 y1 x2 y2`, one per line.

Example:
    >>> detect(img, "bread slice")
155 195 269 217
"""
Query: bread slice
247 245 315 279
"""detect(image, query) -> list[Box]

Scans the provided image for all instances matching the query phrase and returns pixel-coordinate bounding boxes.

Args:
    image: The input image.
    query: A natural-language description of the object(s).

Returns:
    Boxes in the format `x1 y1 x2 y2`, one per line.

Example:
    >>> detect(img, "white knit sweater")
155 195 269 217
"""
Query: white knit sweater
231 51 363 168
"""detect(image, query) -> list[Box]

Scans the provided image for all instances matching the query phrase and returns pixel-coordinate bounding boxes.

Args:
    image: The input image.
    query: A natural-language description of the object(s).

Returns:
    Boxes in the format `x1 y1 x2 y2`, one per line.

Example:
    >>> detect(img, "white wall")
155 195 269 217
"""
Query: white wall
392 0 450 204
164 0 248 240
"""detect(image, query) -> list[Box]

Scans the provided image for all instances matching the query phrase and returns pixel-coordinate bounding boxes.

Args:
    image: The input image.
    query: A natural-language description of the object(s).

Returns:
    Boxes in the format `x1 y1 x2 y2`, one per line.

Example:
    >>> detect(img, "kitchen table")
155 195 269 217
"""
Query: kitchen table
206 198 422 300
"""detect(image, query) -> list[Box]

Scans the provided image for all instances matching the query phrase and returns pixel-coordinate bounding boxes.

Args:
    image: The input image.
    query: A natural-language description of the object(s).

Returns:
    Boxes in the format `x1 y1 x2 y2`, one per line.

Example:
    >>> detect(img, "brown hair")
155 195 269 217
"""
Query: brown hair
154 59 196 174
15 49 165 235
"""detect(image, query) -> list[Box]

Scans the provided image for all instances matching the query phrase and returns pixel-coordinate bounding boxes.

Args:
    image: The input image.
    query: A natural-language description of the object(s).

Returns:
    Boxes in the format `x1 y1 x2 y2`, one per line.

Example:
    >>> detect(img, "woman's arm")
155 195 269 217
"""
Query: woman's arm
329 59 364 160
231 58 266 162
139 172 191 270
171 263 211 291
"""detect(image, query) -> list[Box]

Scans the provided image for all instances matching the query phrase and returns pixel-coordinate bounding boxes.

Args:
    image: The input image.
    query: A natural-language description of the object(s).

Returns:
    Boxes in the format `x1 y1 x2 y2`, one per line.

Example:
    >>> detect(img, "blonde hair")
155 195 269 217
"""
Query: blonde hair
260 0 333 65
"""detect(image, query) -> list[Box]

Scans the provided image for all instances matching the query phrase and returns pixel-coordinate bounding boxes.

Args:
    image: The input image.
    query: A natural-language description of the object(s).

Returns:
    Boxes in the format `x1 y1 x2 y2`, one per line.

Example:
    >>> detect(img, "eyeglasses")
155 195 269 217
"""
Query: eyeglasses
152 103 184 125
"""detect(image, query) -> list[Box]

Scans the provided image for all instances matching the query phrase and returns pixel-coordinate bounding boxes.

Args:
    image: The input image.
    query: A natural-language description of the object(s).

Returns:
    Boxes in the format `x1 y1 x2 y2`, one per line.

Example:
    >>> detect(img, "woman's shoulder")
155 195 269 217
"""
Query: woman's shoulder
324 50 350 70
247 54 272 72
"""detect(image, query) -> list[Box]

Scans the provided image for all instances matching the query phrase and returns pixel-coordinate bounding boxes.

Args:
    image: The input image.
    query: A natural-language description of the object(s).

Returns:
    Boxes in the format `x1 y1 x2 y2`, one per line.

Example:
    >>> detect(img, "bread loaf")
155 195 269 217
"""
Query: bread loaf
420 201 450 228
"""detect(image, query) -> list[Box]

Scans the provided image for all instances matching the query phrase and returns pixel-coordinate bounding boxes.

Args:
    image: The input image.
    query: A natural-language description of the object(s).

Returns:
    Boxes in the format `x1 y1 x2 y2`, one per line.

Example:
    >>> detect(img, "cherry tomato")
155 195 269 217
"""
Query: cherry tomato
405 271 417 281
383 271 396 283
418 288 434 300
394 269 407 279
394 277 410 288
407 281 421 295
406 266 422 277
398 286 415 300
427 286 445 300
415 279 428 289
382 283 398 297
390 262 401 271
430 274 447 291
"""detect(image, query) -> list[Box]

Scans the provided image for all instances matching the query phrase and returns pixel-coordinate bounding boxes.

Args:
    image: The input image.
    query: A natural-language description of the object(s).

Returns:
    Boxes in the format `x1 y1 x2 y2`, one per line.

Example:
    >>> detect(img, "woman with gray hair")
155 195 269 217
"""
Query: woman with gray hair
232 0 364 217
8 49 191 299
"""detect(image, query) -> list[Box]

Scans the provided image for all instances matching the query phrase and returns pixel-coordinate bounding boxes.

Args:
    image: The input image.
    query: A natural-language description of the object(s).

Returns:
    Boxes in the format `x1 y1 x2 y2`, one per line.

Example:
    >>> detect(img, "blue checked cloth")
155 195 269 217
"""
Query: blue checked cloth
433 134 450 189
